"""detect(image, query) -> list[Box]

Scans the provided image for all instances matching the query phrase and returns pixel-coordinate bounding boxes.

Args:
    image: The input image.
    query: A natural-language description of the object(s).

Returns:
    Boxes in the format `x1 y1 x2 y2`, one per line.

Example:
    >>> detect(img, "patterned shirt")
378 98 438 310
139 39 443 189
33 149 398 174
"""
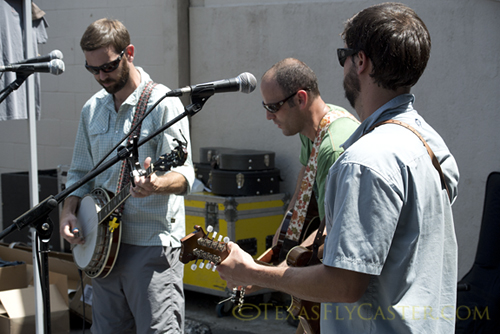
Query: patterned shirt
66 67 194 247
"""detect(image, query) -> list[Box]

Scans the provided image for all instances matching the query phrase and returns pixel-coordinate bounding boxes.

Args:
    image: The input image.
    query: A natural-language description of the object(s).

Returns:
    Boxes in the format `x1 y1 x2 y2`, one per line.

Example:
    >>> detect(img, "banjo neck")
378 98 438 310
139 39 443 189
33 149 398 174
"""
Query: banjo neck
97 164 155 224
73 144 188 278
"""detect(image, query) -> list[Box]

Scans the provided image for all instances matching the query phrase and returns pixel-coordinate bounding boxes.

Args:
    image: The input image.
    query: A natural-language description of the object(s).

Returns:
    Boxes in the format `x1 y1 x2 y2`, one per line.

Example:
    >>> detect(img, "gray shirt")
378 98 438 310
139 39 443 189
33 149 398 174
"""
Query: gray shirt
322 94 459 333
0 1 48 120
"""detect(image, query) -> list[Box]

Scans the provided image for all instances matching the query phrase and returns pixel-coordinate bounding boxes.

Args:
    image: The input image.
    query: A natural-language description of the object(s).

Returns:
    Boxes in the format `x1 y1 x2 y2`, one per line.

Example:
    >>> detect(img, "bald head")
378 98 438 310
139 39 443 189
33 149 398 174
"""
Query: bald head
261 58 320 99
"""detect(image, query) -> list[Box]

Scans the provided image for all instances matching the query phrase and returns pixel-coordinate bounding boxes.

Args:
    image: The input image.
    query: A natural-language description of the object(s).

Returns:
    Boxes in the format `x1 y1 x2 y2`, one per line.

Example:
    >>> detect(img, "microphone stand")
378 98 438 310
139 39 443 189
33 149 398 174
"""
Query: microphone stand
0 72 31 104
0 90 212 333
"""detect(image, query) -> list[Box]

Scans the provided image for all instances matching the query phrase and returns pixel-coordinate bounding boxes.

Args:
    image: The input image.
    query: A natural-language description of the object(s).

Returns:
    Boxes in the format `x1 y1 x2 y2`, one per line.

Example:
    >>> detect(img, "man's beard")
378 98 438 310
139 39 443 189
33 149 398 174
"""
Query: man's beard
343 64 360 109
98 60 130 95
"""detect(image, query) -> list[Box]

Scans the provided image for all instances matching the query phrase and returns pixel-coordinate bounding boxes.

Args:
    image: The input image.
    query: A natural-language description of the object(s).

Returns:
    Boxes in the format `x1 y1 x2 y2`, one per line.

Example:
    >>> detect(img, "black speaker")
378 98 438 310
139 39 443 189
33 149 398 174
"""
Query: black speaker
1 169 61 251
456 172 500 333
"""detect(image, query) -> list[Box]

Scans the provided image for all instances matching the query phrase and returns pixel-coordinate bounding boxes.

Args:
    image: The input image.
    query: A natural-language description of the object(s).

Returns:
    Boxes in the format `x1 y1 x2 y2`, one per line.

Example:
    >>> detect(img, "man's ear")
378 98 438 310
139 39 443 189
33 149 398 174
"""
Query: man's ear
355 50 370 75
296 89 309 107
125 44 135 61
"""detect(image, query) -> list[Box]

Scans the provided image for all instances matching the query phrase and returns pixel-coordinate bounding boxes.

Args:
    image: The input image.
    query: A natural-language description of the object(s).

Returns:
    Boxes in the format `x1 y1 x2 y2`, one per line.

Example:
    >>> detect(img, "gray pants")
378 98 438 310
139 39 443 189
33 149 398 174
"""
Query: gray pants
91 243 184 334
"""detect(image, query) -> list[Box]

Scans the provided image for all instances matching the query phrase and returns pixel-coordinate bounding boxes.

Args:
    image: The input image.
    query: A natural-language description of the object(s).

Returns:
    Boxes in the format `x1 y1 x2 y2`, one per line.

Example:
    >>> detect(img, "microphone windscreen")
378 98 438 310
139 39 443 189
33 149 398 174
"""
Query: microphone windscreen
50 59 65 75
238 72 257 94
50 50 64 60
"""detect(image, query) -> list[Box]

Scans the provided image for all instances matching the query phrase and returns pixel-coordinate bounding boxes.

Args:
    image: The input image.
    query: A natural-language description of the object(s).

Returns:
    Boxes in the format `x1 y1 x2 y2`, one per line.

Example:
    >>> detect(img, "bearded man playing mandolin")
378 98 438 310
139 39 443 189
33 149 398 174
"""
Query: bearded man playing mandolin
217 4 460 334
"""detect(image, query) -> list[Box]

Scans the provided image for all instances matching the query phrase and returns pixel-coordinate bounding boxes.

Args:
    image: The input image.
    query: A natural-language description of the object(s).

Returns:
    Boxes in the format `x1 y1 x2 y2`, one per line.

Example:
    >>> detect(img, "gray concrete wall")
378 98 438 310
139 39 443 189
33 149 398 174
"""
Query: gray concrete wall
1 0 499 280
0 0 189 239
187 0 500 280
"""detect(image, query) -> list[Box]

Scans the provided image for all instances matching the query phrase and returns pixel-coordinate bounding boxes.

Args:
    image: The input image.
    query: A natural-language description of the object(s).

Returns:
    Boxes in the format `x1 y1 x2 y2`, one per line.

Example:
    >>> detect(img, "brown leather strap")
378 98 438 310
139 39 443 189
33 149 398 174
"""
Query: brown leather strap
115 81 157 213
309 217 325 263
367 119 451 200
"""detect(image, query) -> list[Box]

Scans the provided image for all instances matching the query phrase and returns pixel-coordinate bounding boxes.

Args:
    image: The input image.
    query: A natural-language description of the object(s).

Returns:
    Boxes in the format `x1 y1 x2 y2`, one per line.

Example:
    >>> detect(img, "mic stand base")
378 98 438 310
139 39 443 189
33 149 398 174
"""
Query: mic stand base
32 228 52 334
29 215 53 334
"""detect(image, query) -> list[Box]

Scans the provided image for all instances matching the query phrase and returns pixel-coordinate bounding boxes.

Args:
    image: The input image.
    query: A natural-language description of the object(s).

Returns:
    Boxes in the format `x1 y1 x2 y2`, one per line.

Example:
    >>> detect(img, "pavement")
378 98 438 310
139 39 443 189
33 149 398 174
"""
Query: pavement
70 289 297 333
184 289 296 334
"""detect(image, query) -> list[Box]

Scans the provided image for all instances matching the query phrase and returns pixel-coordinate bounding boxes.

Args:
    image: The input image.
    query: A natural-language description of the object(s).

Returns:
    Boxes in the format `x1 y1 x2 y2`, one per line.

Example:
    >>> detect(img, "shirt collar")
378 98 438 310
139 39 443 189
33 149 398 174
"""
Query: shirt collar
342 94 415 150
121 66 151 107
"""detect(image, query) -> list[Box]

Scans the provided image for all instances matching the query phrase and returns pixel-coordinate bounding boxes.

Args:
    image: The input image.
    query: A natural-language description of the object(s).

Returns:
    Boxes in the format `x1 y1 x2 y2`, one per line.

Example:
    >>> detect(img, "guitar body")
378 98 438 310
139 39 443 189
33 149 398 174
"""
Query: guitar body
73 188 122 279
286 246 321 334
253 195 322 333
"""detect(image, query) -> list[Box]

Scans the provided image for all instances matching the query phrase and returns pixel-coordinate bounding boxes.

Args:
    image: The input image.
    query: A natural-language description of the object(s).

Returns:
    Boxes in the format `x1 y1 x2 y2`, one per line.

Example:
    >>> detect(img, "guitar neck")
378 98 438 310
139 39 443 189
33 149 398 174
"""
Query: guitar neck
97 165 155 223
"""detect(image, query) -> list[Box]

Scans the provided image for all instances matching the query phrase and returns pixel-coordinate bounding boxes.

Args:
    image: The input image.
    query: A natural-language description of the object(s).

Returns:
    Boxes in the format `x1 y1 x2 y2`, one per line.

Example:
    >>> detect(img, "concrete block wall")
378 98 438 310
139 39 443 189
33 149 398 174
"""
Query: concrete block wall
187 0 500 279
1 0 499 280
0 0 189 235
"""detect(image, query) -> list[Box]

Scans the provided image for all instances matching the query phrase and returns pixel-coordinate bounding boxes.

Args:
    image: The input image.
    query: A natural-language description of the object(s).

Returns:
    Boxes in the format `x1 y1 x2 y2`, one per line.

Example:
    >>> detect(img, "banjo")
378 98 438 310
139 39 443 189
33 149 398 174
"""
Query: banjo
72 144 187 278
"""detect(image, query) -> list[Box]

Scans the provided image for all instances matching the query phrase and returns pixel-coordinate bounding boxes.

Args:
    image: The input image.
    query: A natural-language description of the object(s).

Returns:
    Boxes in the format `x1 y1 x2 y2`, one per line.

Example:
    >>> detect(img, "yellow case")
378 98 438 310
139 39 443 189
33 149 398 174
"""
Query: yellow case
183 192 287 296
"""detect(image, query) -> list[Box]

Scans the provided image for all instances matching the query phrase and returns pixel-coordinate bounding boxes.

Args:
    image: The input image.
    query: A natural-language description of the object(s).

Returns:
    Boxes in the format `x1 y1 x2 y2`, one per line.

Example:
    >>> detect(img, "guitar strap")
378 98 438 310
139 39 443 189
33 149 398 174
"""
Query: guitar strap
284 108 358 250
115 80 157 214
309 217 326 263
367 119 451 200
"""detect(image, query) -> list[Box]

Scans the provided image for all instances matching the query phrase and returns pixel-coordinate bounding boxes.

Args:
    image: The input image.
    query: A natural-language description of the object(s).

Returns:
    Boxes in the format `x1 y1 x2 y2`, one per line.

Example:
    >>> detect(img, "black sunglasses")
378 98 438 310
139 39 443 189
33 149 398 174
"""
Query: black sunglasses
337 48 358 67
85 48 127 75
262 91 299 113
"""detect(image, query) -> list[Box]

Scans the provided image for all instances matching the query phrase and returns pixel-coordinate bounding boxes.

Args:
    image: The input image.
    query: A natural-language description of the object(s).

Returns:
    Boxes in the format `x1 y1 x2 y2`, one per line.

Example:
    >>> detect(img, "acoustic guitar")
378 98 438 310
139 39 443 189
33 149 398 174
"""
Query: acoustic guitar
257 195 323 334
285 245 322 334
258 195 320 265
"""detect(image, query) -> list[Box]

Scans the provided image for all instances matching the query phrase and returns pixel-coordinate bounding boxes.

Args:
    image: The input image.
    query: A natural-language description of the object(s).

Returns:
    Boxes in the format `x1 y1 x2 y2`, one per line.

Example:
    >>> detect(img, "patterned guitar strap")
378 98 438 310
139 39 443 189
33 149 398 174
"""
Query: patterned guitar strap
282 107 358 255
114 81 157 216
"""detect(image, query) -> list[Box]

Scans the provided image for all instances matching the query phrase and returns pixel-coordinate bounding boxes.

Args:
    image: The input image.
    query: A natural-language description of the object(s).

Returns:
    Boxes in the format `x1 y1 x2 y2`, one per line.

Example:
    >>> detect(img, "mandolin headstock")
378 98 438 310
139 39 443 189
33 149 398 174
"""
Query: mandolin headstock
180 225 247 312
179 225 229 271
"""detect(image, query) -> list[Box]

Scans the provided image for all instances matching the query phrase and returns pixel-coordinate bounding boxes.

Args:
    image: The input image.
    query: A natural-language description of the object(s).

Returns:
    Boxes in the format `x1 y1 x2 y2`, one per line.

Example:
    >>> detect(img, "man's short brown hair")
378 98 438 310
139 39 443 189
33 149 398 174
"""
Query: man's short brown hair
342 2 431 91
80 18 130 53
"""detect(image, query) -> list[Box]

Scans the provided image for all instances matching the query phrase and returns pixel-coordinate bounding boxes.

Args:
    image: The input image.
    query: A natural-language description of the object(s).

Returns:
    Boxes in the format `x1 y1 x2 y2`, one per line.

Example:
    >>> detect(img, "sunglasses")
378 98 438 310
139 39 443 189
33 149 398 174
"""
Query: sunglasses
262 91 299 113
337 48 358 67
85 48 127 75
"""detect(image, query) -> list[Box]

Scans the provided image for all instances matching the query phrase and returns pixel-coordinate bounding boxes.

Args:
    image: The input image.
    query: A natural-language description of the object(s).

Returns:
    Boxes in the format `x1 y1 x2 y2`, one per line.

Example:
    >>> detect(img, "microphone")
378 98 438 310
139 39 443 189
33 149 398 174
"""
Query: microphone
167 72 257 98
0 59 65 75
12 50 63 64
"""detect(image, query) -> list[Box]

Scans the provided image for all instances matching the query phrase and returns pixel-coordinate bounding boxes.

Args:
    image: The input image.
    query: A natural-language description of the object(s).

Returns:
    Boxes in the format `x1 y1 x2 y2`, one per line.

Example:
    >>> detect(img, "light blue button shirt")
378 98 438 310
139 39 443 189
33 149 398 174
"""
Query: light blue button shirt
322 94 459 333
66 68 194 247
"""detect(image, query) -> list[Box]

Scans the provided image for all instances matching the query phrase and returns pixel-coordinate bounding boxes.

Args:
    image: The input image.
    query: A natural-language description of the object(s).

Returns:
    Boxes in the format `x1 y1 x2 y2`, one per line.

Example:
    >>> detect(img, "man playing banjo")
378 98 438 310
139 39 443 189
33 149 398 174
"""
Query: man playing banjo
59 18 194 333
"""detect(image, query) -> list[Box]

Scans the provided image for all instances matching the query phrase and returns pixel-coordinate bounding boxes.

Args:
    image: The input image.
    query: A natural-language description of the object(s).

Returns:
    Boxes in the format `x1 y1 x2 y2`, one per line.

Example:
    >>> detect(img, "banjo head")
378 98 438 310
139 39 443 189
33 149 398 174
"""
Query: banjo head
73 192 105 270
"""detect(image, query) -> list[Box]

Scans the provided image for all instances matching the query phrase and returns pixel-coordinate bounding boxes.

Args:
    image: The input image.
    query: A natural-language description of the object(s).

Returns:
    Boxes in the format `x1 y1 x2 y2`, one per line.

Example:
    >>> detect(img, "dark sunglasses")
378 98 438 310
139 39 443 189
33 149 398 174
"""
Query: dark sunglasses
337 48 358 67
262 91 299 113
85 48 127 75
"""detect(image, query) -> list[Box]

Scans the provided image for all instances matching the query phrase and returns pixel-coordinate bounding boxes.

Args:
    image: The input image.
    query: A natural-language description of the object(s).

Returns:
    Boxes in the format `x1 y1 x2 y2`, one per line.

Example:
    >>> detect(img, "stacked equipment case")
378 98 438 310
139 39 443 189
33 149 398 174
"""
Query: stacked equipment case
194 147 281 196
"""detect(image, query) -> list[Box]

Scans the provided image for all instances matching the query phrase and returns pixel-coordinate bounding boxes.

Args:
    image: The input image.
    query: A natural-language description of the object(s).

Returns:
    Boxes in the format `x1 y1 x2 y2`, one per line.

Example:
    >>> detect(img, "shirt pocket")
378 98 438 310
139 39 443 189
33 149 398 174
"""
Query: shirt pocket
87 112 110 153
88 112 110 137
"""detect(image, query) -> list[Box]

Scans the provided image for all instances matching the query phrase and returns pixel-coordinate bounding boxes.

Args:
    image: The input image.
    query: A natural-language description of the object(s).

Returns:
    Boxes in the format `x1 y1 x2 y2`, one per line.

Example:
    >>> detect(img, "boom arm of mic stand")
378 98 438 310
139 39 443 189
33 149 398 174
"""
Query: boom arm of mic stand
121 95 209 151
0 79 209 334
0 95 207 334
0 94 209 243
53 97 209 204
0 72 31 104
